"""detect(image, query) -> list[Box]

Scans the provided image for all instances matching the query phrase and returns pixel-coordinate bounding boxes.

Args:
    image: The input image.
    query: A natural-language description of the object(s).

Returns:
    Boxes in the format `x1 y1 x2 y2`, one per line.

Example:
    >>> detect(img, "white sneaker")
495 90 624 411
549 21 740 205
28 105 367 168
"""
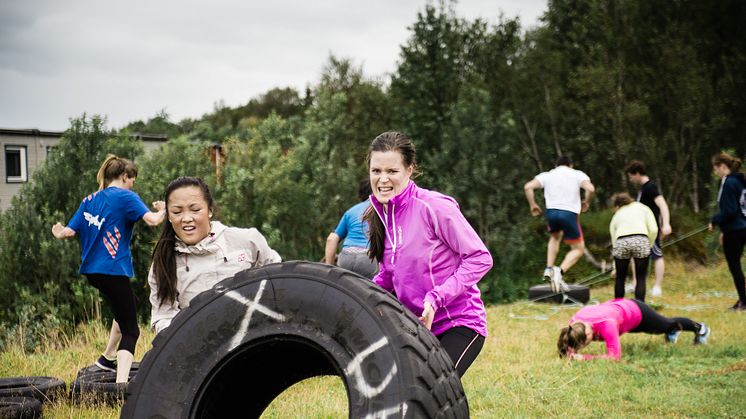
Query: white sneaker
650 285 662 297
543 267 553 283
625 282 636 293
551 266 563 293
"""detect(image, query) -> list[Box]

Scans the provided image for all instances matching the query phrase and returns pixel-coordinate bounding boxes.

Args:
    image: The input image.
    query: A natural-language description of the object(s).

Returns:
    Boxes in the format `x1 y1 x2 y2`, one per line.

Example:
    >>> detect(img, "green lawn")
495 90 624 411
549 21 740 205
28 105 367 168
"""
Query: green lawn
1 260 744 418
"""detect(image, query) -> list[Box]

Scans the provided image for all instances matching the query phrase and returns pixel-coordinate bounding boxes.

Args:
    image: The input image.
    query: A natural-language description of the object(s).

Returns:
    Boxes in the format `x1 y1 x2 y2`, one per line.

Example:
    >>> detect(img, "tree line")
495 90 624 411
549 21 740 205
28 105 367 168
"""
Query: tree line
1 0 742 349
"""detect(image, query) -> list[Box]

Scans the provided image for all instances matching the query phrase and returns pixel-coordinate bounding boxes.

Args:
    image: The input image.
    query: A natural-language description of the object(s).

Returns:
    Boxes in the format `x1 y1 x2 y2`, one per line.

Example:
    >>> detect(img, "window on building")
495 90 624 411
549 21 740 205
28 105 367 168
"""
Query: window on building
5 145 28 183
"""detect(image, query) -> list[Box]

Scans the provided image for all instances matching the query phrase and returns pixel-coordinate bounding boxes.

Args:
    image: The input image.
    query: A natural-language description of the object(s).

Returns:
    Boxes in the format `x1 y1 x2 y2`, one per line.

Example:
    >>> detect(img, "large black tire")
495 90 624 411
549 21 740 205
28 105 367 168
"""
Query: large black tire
69 364 139 404
122 261 468 418
0 397 42 419
528 283 590 304
0 376 65 402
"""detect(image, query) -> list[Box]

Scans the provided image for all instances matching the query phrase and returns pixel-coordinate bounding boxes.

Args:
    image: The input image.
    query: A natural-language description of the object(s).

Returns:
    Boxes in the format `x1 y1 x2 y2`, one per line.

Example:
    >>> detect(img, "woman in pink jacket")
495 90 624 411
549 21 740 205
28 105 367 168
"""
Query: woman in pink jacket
558 298 710 361
364 131 493 377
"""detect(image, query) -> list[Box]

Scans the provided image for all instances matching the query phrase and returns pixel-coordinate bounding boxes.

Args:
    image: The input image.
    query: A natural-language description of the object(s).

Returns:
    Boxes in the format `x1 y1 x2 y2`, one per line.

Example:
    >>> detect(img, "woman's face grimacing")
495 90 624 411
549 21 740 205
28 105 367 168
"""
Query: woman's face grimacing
167 185 212 245
369 150 413 205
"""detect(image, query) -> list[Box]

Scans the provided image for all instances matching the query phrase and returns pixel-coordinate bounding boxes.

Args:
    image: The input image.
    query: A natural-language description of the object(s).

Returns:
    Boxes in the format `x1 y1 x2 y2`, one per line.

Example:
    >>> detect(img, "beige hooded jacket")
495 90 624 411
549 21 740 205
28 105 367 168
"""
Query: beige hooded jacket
149 221 281 333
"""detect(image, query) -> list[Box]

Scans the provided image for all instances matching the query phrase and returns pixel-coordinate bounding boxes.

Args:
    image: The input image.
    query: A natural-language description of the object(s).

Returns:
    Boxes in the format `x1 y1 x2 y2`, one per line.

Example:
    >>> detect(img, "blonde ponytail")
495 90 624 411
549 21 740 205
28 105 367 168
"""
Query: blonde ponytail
96 154 138 190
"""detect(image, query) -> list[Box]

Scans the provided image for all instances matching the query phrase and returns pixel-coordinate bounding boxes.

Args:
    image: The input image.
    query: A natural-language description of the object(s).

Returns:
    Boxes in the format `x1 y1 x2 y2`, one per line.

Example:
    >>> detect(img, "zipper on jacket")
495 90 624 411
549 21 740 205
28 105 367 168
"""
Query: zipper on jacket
382 203 397 264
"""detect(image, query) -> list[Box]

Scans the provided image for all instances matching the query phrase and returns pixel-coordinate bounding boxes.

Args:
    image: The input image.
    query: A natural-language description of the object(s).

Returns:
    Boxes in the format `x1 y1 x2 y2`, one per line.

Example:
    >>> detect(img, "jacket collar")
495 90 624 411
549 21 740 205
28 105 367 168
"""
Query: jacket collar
174 221 227 255
369 180 417 216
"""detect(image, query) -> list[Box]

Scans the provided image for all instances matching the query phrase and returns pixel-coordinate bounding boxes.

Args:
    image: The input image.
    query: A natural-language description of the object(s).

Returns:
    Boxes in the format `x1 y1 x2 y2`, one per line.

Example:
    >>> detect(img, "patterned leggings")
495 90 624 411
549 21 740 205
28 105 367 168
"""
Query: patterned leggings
613 235 651 301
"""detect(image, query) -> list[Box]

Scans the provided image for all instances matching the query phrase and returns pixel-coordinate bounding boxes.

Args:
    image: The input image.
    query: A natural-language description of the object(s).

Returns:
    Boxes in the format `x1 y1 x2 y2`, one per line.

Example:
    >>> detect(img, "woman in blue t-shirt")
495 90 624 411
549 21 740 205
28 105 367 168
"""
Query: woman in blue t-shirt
324 179 378 278
52 155 166 383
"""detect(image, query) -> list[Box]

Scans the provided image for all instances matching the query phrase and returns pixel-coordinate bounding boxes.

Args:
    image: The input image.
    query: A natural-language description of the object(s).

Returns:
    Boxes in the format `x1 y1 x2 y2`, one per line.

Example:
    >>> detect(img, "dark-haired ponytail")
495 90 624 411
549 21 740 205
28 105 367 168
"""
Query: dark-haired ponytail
365 206 385 262
151 221 178 306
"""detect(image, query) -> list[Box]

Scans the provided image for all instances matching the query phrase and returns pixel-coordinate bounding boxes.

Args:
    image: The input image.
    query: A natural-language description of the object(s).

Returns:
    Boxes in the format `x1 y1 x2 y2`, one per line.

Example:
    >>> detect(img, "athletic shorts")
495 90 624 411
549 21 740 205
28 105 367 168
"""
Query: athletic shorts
612 234 652 259
650 235 663 259
545 209 583 243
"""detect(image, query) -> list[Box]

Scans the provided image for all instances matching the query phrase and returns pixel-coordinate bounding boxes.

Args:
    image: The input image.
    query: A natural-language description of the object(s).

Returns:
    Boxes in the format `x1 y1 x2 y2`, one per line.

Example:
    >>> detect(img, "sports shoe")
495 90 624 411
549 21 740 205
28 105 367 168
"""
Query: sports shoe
650 285 662 297
551 266 566 293
625 282 636 294
95 354 117 372
730 300 746 311
694 323 710 345
543 267 553 283
665 330 680 344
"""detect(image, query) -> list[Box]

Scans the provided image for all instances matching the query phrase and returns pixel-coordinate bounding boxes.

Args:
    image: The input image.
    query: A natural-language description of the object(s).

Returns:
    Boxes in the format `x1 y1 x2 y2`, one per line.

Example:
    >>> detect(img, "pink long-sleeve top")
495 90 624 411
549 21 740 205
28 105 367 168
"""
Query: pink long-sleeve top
570 298 643 361
370 181 492 337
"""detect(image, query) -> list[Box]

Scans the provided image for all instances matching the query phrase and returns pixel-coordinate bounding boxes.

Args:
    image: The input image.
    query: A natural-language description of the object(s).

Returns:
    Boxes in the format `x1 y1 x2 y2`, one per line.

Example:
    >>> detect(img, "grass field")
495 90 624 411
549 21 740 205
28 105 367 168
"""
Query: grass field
1 260 744 418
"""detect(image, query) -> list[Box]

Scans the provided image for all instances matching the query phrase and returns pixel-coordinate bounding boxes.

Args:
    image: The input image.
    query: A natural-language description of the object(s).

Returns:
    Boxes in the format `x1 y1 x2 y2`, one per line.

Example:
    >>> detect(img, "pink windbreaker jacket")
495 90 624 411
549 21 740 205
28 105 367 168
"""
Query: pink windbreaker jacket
370 181 492 336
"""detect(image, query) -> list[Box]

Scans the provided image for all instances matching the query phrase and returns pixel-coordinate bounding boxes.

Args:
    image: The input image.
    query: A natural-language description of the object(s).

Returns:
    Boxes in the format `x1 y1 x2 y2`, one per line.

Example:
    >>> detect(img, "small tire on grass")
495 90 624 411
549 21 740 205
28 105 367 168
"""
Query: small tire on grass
122 261 468 418
69 364 139 404
0 376 66 402
528 283 590 304
74 362 139 379
0 396 42 419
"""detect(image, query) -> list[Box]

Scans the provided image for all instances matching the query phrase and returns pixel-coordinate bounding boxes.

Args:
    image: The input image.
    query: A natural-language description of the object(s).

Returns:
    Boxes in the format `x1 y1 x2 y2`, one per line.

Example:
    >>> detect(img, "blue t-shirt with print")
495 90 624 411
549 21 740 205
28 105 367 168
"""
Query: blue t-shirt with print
334 200 371 249
67 187 149 277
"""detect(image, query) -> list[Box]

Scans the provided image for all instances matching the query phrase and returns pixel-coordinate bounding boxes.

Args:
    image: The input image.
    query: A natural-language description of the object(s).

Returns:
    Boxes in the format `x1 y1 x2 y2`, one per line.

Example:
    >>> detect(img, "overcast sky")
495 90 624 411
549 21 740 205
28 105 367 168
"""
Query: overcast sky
0 0 547 131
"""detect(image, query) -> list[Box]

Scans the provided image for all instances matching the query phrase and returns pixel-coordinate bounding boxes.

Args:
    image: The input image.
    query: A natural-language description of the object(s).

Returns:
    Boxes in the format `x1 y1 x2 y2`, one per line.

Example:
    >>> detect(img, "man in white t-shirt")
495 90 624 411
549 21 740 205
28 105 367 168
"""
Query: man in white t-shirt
524 156 595 292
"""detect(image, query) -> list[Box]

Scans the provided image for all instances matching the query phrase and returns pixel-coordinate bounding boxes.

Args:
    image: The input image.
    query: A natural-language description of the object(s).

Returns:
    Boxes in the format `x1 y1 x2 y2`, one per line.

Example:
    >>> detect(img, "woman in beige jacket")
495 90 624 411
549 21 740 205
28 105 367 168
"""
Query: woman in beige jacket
148 177 281 334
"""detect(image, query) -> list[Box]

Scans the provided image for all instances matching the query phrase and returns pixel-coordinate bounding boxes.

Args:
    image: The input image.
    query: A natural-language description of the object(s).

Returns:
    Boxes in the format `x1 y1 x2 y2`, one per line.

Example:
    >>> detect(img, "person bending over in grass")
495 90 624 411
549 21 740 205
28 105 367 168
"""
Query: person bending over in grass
52 155 166 383
148 176 281 334
557 298 710 361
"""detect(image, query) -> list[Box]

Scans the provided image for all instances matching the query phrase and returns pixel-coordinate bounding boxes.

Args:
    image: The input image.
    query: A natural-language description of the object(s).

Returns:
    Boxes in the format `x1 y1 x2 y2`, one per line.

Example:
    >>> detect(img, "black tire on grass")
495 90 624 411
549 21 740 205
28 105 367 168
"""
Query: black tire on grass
528 283 590 304
121 261 468 418
74 362 140 379
0 396 42 419
0 377 65 402
69 365 138 404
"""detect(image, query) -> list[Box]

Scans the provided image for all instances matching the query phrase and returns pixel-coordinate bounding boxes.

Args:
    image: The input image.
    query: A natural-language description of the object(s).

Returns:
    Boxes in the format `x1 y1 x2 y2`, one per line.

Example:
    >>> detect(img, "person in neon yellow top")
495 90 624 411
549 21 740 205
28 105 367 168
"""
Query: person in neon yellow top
609 192 658 301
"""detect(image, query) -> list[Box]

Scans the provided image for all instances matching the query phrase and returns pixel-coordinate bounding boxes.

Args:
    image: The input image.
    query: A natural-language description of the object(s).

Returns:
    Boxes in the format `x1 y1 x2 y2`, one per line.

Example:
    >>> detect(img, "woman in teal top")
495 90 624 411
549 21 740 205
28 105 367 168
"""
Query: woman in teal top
324 179 378 278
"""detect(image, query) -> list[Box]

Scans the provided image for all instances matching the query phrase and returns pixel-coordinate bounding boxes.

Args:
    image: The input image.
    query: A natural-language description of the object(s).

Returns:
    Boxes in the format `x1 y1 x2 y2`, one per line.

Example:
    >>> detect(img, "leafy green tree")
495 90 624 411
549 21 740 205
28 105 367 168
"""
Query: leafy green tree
391 1 475 157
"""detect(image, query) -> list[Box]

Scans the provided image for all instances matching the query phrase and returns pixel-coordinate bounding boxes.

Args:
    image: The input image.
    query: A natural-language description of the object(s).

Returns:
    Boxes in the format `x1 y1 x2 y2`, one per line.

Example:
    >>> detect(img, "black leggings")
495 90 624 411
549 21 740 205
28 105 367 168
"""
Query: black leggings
437 326 485 377
629 299 699 334
614 257 649 301
723 228 746 302
86 274 140 354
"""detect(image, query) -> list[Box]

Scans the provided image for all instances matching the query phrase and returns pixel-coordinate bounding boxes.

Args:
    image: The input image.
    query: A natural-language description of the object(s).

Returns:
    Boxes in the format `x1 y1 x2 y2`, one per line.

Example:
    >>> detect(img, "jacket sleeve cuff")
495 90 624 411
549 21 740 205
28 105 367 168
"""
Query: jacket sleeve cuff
153 318 172 334
424 293 441 311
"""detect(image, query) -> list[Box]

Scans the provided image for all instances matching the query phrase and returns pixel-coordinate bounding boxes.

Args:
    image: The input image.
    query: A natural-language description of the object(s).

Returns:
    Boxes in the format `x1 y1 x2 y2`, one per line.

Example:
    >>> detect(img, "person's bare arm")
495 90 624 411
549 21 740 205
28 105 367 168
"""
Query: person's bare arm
52 223 76 239
580 180 595 213
524 179 543 216
324 232 341 265
142 200 166 226
654 195 672 237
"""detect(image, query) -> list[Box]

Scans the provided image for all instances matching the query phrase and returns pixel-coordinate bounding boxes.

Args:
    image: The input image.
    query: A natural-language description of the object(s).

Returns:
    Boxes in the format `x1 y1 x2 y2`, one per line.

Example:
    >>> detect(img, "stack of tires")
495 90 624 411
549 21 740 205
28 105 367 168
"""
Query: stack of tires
0 376 65 418
69 362 139 404
0 363 138 417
